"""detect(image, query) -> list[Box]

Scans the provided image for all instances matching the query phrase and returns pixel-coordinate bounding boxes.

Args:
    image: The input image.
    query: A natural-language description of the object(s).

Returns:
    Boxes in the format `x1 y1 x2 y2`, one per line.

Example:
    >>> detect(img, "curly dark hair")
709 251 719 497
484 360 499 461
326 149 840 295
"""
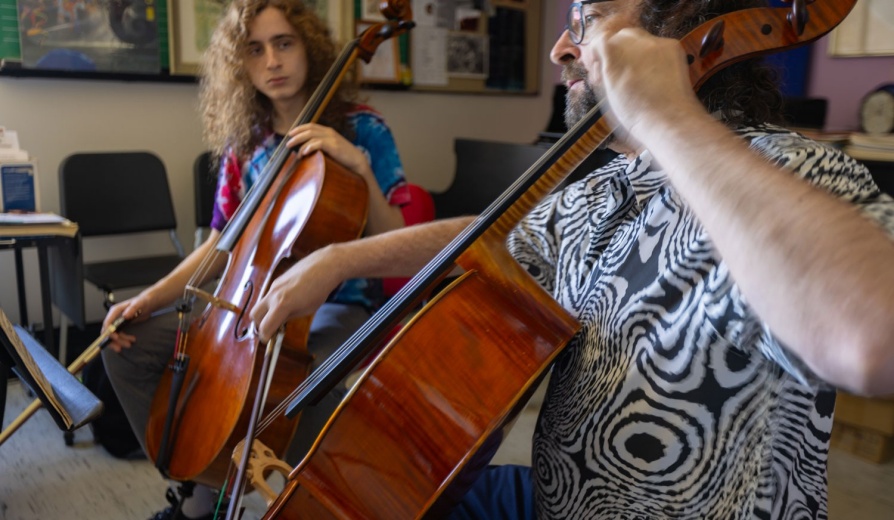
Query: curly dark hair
639 0 784 126
199 0 358 159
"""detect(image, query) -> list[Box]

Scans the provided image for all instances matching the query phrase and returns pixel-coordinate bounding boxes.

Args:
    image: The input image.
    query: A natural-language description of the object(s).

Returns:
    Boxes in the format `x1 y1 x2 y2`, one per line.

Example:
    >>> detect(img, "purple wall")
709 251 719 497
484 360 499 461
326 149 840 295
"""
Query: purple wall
807 35 894 132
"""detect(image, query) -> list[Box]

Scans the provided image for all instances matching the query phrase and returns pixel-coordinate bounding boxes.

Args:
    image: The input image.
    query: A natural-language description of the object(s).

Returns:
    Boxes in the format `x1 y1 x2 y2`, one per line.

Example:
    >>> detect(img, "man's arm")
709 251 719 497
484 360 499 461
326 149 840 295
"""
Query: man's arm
251 216 473 342
596 29 894 395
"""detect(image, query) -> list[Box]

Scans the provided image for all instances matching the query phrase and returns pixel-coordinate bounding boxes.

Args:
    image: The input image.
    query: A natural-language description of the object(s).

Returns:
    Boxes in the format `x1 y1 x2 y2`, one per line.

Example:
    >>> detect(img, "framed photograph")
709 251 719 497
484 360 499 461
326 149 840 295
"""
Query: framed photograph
16 1 161 74
355 21 401 84
446 32 488 78
829 0 894 57
168 0 226 75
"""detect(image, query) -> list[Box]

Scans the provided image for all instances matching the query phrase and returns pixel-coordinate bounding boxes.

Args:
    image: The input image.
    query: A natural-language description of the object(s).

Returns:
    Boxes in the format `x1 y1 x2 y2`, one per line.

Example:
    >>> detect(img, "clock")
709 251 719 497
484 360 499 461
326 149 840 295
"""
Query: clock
860 84 894 135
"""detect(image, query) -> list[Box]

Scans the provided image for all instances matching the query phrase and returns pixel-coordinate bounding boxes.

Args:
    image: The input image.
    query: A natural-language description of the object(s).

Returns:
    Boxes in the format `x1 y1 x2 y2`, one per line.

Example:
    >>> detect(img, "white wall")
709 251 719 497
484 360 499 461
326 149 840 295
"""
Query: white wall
0 2 561 327
0 80 206 327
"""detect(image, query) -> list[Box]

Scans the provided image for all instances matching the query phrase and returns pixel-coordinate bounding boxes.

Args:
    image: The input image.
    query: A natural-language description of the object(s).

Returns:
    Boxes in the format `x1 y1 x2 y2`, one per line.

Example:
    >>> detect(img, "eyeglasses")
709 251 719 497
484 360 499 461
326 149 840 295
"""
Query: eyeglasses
566 0 610 45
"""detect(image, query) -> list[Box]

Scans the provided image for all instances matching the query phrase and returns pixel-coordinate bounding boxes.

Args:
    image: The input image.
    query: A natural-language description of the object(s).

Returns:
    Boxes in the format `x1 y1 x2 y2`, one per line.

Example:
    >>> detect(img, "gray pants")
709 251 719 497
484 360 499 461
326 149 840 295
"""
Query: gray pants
101 302 369 467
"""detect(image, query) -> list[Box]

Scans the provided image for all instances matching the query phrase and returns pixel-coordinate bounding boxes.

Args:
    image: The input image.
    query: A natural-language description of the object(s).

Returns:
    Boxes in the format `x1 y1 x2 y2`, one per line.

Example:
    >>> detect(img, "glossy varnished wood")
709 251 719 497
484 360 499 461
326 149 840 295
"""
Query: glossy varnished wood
146 152 368 485
683 0 858 90
266 256 579 519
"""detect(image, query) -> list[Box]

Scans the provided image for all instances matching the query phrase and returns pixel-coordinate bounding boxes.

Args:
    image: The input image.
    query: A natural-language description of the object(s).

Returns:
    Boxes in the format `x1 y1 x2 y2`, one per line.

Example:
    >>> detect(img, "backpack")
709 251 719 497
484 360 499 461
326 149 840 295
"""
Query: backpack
81 355 145 459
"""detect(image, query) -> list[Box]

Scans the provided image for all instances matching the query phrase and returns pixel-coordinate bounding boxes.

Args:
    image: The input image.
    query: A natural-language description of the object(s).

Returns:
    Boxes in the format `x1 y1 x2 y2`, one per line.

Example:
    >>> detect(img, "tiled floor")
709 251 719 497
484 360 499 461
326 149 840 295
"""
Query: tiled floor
2 379 893 520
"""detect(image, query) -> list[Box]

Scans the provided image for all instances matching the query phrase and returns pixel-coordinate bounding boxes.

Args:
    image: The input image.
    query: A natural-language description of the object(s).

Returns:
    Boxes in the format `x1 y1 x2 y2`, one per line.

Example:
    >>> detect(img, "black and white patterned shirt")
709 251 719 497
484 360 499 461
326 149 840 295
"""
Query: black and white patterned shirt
506 124 894 519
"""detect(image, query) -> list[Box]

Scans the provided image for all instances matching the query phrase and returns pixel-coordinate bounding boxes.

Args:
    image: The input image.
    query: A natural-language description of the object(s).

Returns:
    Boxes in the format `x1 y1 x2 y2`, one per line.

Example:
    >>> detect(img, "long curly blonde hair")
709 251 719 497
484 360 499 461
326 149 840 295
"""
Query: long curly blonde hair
199 0 358 159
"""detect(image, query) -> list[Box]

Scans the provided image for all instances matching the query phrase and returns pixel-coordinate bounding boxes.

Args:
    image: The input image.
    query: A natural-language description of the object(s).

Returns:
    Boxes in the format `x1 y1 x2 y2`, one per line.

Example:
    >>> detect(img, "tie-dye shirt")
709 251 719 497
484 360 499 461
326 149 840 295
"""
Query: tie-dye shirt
211 104 408 311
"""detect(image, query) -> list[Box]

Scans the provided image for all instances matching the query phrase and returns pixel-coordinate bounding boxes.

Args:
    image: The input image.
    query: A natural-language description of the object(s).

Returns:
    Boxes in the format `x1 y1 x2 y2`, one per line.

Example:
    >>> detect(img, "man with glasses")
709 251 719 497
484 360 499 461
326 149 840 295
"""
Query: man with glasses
252 1 894 518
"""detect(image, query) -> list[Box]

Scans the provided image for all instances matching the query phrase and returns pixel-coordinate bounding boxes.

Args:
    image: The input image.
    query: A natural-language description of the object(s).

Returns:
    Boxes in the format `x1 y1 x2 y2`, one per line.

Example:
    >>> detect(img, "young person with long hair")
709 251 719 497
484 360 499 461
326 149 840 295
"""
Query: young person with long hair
101 1 408 518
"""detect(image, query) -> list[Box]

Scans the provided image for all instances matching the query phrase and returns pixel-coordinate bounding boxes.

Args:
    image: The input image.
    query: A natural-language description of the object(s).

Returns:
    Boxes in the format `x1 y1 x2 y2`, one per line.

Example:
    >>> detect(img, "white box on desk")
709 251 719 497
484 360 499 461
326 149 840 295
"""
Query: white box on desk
0 161 39 212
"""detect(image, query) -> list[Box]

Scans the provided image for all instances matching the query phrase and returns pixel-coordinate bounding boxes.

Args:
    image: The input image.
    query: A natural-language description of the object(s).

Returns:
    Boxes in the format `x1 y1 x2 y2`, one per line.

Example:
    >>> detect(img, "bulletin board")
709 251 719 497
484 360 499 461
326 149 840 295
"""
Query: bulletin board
358 0 542 95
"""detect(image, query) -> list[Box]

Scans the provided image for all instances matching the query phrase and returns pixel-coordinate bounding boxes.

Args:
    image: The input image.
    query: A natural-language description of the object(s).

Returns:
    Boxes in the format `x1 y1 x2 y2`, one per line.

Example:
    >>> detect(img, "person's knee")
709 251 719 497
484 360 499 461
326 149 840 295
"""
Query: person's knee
100 346 126 382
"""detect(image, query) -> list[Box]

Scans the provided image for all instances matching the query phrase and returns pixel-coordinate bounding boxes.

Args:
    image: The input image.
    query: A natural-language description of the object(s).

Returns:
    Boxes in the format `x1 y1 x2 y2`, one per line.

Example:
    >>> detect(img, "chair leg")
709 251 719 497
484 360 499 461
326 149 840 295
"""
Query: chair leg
194 229 204 251
55 315 75 448
170 230 186 258
103 291 115 311
58 315 69 365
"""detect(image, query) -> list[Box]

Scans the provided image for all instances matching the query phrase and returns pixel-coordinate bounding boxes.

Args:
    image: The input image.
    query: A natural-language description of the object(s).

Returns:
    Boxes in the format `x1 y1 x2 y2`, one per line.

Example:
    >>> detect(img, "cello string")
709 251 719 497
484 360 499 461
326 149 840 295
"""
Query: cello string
256 98 617 432
166 30 372 446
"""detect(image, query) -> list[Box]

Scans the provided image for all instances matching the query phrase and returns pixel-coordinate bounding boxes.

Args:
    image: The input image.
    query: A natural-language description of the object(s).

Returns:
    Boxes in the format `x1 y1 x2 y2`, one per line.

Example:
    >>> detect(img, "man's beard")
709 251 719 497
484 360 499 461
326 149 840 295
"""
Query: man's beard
562 62 602 129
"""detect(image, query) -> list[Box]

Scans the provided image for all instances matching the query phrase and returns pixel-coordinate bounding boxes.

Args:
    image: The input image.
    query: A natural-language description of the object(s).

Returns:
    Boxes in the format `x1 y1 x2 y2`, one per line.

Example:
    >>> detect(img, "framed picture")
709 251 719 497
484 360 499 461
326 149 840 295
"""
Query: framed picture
446 32 488 78
355 21 401 84
168 0 226 75
169 1 354 74
829 0 894 57
16 1 161 74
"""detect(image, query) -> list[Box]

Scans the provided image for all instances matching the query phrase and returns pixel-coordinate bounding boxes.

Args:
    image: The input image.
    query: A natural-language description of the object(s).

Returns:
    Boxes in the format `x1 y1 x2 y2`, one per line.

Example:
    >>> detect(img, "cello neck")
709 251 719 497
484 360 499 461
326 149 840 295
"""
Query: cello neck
216 39 361 252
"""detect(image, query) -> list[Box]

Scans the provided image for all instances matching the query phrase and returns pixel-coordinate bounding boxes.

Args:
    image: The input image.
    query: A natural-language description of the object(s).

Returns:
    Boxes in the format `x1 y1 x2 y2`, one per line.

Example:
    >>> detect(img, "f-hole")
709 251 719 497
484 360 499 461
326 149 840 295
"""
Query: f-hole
235 281 255 339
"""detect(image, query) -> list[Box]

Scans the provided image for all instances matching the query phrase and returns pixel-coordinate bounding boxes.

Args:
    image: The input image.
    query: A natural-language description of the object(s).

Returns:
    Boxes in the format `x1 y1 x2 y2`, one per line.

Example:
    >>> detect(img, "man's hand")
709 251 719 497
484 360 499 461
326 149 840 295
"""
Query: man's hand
590 27 704 145
251 246 344 343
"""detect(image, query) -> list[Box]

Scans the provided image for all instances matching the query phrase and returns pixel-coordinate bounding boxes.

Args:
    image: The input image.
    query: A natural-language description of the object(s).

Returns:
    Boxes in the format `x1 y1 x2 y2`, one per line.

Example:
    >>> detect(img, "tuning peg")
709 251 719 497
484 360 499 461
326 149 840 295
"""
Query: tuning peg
699 20 726 58
787 0 809 36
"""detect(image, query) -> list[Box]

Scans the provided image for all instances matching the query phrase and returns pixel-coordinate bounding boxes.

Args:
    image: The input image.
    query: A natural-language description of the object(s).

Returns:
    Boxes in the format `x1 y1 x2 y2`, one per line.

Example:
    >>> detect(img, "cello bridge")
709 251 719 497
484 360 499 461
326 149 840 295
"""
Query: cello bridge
185 285 240 314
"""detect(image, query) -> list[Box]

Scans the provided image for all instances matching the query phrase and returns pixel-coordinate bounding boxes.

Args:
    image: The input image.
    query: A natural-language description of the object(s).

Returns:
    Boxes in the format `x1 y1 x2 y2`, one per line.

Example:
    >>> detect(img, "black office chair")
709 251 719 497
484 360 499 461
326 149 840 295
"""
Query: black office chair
58 151 186 310
193 151 219 249
782 97 829 130
432 138 617 219
432 139 546 219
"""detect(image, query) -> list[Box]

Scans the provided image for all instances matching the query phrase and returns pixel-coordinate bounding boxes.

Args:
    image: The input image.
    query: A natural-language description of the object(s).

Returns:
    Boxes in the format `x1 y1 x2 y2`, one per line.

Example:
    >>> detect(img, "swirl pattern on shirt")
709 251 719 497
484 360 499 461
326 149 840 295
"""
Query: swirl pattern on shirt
507 124 893 519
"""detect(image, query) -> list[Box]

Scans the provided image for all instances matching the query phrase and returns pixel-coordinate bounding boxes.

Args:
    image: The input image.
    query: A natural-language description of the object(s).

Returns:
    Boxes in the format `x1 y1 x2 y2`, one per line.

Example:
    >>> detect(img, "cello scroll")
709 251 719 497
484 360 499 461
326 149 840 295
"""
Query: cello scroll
355 0 415 65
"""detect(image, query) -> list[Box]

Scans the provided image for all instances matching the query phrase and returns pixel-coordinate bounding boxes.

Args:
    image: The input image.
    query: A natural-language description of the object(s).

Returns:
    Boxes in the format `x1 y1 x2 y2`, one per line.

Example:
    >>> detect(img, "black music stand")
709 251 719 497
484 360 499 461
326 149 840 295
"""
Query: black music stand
1 315 102 436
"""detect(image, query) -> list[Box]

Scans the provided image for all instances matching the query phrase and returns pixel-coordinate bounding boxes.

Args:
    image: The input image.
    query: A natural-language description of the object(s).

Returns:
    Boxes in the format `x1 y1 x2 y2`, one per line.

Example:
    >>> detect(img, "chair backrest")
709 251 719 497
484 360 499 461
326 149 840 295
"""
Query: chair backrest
193 151 218 229
58 152 177 237
395 183 435 226
382 184 436 297
782 96 828 129
433 138 546 220
433 138 618 220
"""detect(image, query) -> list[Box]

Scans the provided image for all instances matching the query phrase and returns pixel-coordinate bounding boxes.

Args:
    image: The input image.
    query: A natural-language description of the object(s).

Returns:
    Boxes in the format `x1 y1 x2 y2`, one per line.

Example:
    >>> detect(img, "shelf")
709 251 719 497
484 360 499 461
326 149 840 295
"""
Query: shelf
0 60 197 84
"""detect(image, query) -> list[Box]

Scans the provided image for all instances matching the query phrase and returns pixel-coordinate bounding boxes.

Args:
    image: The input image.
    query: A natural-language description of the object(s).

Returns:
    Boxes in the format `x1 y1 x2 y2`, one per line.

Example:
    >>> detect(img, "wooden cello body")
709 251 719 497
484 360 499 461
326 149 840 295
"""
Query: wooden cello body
265 241 580 519
145 152 368 485
260 0 858 518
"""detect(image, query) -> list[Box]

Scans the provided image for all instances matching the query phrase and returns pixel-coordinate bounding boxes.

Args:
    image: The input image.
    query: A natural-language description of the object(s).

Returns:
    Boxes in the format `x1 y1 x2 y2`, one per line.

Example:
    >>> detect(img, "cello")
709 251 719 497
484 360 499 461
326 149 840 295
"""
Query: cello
251 0 859 518
143 0 415 487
